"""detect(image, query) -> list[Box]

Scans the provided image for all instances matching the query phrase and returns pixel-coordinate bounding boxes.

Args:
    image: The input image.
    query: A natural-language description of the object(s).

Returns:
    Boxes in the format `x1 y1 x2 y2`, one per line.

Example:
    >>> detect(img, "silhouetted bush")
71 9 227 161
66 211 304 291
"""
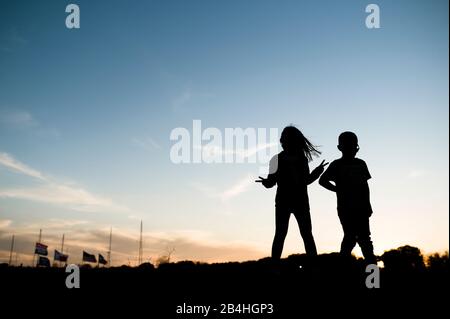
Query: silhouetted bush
118 264 132 270
381 245 425 272
137 262 155 270
427 251 449 272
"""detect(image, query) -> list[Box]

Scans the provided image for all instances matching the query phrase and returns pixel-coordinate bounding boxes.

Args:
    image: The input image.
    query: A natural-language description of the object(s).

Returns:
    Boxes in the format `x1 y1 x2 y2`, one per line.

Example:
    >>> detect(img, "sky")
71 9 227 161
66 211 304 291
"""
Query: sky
0 0 448 266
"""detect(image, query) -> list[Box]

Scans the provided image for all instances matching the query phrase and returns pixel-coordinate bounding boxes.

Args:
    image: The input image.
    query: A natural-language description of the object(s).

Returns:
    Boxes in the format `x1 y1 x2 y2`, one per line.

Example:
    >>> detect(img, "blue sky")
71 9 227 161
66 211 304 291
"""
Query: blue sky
0 0 448 265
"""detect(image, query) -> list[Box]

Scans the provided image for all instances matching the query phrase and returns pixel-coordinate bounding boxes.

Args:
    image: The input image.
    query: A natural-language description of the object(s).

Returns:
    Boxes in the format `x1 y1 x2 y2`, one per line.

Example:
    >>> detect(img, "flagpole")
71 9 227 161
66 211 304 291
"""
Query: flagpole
107 227 112 267
33 229 42 267
138 220 143 266
8 235 15 266
60 234 65 268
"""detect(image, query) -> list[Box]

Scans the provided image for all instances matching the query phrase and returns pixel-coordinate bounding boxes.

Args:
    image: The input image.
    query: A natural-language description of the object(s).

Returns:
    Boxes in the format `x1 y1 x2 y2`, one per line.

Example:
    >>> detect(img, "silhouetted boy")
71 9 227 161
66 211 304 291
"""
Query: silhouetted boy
319 132 376 263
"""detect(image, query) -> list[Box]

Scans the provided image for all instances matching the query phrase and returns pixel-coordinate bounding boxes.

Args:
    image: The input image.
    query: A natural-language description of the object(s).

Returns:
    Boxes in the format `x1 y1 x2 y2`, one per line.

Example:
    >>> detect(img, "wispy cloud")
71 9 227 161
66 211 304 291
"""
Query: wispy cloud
171 88 214 112
0 109 60 138
20 219 88 230
192 174 255 201
0 27 27 52
196 142 278 161
172 88 193 111
0 110 37 128
219 174 255 201
408 169 427 179
131 137 161 151
0 152 130 213
0 152 46 180
0 219 12 229
0 185 130 213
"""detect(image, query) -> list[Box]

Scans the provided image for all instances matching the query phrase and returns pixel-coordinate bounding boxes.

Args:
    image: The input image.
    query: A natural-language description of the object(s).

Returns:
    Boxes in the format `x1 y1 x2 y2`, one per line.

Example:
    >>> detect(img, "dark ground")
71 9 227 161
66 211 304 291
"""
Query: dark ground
1 253 448 318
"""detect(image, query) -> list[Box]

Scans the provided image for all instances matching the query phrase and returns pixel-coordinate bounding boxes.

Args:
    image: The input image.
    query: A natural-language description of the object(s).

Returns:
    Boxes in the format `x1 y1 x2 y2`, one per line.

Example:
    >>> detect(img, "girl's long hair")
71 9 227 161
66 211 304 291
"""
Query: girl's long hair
280 125 321 161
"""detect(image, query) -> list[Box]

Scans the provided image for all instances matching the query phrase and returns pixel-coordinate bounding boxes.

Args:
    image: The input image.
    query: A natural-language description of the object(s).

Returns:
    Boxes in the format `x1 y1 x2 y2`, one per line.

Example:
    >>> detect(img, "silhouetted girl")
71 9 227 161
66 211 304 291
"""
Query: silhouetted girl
256 126 328 259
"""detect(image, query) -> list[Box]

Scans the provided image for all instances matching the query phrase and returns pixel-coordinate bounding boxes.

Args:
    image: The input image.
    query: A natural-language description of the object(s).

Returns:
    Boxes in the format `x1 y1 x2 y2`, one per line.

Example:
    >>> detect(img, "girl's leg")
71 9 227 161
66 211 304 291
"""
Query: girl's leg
294 209 318 256
272 206 290 260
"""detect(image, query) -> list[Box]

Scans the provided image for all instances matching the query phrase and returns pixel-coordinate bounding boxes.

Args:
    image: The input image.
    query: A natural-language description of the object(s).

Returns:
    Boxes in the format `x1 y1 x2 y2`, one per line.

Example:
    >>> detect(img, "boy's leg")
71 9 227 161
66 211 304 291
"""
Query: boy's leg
339 213 357 256
356 216 376 263
340 236 357 256
293 208 318 256
272 206 291 260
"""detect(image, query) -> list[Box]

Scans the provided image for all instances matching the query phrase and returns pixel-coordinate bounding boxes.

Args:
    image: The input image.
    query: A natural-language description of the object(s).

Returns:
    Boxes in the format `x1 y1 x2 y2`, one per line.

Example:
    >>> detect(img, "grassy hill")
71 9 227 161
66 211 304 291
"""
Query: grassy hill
1 246 447 318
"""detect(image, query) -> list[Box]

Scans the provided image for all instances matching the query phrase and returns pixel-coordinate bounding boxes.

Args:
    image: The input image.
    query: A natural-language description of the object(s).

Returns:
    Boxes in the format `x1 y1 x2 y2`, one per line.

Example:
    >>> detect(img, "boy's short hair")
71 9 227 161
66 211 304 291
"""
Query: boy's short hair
338 131 358 146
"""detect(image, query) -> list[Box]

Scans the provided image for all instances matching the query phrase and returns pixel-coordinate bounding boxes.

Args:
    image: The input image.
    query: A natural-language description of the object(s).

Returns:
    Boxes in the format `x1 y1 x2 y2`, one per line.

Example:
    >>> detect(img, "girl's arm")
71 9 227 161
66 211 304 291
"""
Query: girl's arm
255 173 277 188
264 172 277 188
307 160 328 185
255 155 279 188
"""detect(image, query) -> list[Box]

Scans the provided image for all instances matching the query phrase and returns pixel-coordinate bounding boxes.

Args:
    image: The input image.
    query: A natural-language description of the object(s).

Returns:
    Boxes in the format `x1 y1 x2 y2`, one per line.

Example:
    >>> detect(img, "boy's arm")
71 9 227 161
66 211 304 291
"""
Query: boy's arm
319 177 337 192
363 182 373 216
362 160 373 216
319 163 337 192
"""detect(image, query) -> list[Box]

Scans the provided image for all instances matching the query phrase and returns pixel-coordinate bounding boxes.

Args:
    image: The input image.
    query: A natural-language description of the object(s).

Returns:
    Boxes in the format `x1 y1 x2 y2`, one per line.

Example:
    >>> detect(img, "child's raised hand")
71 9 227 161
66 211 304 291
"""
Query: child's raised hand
314 160 329 174
255 176 266 183
255 176 270 188
319 159 329 168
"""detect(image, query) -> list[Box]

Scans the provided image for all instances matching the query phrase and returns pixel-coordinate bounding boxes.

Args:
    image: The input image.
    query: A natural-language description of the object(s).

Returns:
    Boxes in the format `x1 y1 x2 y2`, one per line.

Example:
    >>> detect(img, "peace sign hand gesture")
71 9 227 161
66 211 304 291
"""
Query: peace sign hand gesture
313 160 329 175
255 176 271 188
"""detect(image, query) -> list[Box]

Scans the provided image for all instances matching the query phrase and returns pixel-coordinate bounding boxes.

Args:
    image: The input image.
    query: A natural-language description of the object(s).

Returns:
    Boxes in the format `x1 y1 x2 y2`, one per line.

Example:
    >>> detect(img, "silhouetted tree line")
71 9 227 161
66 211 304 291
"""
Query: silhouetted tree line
1 245 448 274
381 245 448 273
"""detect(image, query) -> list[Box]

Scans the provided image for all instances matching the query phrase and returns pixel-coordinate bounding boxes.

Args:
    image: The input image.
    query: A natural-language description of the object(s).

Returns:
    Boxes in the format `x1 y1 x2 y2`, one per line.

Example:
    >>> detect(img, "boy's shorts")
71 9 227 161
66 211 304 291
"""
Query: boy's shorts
338 211 371 237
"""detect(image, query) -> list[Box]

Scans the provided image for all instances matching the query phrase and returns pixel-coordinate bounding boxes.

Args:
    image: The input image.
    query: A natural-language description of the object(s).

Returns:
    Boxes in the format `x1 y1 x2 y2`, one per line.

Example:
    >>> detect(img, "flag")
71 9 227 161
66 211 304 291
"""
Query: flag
35 242 48 256
98 254 107 265
54 250 69 262
82 251 97 263
37 256 50 267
